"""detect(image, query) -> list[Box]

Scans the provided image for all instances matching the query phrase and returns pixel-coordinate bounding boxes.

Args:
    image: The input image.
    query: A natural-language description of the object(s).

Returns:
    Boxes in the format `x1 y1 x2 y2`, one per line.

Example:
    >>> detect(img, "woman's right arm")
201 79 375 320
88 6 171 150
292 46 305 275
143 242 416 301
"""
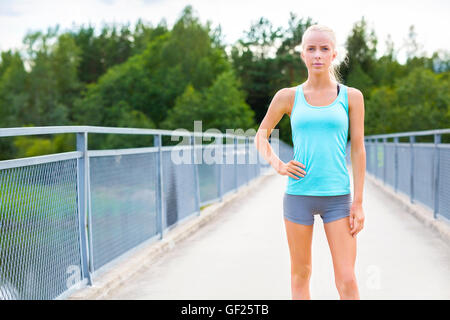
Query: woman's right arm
253 88 306 180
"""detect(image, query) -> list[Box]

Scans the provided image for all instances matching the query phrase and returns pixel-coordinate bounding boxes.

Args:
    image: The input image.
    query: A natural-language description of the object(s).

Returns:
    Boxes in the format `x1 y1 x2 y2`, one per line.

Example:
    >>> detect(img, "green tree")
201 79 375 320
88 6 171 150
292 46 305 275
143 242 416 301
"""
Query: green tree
74 5 230 129
342 16 377 93
0 50 29 128
395 67 449 131
52 33 83 122
161 70 255 133
22 27 72 126
102 100 156 149
230 16 286 125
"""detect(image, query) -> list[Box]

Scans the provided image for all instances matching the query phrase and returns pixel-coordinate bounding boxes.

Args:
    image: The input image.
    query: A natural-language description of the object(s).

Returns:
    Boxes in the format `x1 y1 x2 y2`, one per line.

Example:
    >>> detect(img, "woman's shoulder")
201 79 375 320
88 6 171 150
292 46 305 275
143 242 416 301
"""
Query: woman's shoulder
346 86 364 100
276 86 298 97
274 86 298 116
346 86 365 111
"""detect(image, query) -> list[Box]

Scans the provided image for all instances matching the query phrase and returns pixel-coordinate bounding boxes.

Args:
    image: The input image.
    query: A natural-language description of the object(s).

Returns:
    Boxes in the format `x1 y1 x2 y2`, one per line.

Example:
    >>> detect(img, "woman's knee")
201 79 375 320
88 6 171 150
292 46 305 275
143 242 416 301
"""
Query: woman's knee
291 264 312 283
335 271 357 291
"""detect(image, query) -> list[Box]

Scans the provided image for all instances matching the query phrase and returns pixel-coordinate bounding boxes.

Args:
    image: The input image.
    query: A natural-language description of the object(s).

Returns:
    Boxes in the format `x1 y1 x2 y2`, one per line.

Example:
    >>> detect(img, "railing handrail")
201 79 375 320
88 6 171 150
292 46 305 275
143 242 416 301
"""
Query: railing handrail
0 125 258 140
364 128 450 140
2 126 447 141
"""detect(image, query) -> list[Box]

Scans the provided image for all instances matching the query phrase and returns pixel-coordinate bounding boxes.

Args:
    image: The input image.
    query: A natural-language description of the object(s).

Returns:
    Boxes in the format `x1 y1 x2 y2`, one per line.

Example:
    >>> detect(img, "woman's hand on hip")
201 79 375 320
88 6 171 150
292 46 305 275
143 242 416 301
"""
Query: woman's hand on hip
277 160 306 180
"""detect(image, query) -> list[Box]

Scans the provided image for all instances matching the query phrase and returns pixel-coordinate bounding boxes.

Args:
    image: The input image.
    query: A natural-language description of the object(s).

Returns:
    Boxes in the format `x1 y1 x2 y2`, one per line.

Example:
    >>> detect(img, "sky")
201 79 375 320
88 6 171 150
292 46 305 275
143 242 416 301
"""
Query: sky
0 0 449 64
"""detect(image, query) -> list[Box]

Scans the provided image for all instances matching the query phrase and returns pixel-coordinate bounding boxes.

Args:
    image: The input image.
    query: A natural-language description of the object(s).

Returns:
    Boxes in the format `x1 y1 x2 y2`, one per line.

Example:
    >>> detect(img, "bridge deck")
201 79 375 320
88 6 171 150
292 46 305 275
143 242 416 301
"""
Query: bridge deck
104 166 450 299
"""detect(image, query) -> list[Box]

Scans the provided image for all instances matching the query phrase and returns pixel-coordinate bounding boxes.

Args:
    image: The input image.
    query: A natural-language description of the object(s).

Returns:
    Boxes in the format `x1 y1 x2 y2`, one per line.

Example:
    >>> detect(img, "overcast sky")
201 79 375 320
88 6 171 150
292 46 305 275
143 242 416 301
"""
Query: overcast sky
1 0 449 64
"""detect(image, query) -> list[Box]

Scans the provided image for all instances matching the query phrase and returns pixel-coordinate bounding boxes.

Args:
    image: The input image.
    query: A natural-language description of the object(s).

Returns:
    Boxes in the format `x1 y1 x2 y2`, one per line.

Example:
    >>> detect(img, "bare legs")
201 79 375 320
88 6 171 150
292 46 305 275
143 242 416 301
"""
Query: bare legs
283 218 313 299
284 216 360 300
323 216 360 299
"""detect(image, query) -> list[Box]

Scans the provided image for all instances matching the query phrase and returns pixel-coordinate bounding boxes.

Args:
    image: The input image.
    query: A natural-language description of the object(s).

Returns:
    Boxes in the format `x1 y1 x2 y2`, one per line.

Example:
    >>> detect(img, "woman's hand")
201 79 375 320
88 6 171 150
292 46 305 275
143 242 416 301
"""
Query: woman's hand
349 202 364 238
277 160 307 180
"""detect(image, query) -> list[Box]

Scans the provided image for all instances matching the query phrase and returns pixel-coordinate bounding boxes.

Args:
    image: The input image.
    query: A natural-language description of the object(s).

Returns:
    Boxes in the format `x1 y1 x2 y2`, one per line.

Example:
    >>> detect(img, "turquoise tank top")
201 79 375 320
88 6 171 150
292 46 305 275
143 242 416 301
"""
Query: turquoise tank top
285 83 351 196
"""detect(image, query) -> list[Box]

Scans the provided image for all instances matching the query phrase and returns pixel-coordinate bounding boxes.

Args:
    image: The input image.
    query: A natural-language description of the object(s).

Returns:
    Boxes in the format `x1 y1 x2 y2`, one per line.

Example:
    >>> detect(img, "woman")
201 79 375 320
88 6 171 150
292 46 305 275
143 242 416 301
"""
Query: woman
254 24 366 300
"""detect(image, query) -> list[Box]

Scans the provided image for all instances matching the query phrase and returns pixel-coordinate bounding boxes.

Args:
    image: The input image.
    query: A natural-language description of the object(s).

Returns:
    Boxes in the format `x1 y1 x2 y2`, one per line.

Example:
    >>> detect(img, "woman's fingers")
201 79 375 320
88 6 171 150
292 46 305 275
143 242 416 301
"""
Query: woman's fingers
287 169 300 179
287 172 299 179
356 218 364 235
351 219 364 238
285 166 300 179
284 161 306 179
289 164 307 176
287 166 305 178
350 217 358 237
293 160 306 169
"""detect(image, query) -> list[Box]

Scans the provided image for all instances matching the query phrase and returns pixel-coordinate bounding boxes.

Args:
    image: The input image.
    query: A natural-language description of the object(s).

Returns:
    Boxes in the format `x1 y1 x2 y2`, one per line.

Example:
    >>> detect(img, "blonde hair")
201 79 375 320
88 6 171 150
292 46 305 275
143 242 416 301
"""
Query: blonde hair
299 24 347 83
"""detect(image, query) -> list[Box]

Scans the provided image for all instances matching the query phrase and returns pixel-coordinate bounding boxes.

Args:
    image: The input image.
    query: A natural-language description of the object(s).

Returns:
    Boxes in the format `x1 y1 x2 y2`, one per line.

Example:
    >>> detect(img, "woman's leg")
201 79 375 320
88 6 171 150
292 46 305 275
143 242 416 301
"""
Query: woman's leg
323 216 360 299
283 217 314 300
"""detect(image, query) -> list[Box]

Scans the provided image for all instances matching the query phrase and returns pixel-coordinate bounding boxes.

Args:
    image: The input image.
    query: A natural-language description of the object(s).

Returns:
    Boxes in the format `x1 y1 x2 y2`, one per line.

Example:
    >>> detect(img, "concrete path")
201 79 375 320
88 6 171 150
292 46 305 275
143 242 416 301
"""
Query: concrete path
105 166 450 300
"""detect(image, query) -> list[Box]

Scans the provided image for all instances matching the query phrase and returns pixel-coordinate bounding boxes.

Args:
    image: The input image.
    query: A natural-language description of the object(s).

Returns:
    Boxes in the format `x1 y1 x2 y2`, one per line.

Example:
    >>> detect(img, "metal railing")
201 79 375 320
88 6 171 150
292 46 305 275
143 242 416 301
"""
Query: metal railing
364 129 450 223
6 125 446 300
0 125 292 300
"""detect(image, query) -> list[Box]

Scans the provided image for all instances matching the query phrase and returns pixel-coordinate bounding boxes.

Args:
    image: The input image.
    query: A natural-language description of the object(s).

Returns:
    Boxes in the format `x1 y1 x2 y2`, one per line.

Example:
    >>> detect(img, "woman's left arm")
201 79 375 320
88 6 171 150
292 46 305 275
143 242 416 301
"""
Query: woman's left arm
348 87 366 238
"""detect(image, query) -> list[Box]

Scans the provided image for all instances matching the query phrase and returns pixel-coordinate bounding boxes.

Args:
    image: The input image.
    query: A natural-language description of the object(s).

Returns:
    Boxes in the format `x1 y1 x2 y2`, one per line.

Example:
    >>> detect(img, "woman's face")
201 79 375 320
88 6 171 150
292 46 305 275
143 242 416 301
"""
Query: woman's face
301 31 337 73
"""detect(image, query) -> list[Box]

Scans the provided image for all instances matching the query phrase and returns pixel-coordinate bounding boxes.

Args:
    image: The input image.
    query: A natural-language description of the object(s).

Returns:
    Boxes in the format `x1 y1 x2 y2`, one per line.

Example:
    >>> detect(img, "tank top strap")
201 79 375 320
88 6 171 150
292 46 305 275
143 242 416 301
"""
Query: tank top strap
340 84 349 116
291 84 301 116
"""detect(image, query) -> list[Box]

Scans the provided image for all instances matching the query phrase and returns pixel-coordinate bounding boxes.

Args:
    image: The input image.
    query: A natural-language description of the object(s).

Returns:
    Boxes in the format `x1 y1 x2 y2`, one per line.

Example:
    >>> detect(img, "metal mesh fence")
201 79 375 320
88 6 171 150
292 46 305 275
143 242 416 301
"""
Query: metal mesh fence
438 146 450 221
162 147 199 229
412 144 435 209
236 142 248 188
0 130 287 300
0 135 282 299
2 125 448 300
197 145 221 206
0 159 82 300
277 139 294 165
397 144 412 196
2 124 449 300
222 144 237 197
385 144 396 187
365 140 450 221
89 152 159 272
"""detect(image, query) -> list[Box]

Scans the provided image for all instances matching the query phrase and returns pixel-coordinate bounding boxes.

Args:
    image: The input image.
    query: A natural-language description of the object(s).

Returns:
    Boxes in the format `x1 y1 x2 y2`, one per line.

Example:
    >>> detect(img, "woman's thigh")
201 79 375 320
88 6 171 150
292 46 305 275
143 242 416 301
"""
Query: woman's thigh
283 217 314 271
323 216 357 276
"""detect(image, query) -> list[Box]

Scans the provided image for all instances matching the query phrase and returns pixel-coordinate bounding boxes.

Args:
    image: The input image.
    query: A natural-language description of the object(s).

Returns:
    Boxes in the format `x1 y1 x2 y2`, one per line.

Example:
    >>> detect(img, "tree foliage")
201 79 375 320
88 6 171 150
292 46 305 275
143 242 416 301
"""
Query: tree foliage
0 6 449 159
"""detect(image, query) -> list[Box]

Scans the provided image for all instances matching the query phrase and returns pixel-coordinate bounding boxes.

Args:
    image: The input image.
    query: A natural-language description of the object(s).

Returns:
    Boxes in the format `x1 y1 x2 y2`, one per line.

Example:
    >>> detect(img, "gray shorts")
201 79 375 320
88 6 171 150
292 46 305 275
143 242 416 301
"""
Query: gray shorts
283 193 352 225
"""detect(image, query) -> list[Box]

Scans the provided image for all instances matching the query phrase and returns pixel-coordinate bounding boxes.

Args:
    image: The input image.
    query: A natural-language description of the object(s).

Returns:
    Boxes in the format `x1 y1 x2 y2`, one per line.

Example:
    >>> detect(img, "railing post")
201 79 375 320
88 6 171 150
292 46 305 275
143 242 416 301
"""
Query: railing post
374 138 378 178
410 135 415 204
154 134 165 239
370 138 373 175
76 132 92 286
373 139 378 178
86 143 94 275
234 136 238 193
251 137 258 178
433 134 441 219
366 139 370 171
191 134 201 215
217 135 223 201
245 136 249 185
255 137 261 176
394 136 399 193
383 137 387 185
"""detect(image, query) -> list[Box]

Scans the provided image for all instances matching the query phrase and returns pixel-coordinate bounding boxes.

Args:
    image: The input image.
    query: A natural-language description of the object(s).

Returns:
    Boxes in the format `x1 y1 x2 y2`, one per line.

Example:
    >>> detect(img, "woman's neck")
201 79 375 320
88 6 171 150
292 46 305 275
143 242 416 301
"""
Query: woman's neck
304 75 336 90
